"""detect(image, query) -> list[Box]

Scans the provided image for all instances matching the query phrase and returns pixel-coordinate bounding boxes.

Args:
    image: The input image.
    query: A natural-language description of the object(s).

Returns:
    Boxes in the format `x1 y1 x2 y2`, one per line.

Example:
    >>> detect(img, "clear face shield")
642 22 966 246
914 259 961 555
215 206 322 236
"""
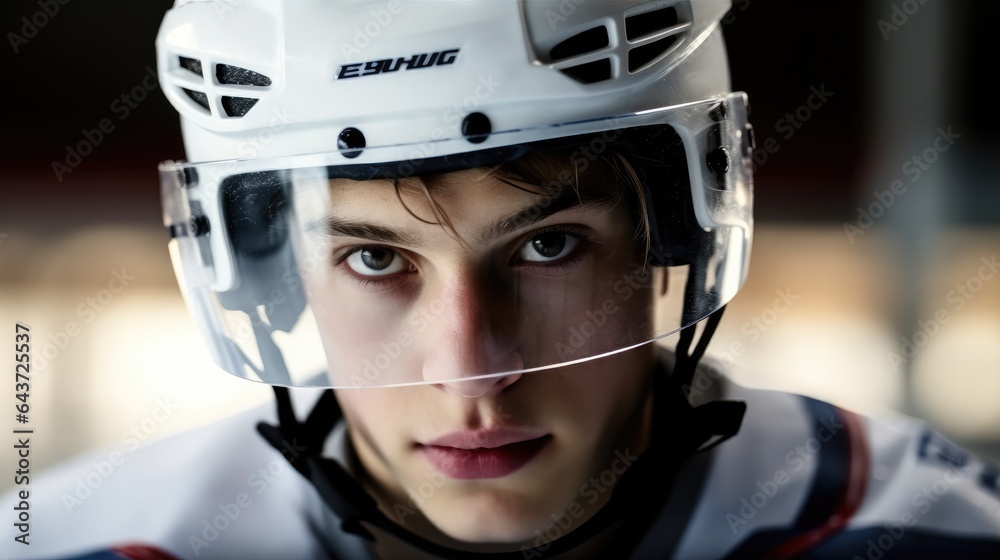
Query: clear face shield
160 93 753 389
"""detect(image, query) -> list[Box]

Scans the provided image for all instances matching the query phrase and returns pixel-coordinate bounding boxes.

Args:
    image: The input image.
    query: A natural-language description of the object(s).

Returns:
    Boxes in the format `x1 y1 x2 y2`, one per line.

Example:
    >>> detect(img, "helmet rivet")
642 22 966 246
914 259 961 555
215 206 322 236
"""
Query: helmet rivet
462 112 491 144
182 167 199 188
189 215 210 237
707 147 730 174
337 127 366 159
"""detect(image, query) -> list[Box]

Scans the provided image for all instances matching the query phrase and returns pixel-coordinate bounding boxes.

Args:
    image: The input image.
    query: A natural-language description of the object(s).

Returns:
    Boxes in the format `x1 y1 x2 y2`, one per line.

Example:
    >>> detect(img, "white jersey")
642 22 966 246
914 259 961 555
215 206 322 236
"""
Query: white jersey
5 370 1000 560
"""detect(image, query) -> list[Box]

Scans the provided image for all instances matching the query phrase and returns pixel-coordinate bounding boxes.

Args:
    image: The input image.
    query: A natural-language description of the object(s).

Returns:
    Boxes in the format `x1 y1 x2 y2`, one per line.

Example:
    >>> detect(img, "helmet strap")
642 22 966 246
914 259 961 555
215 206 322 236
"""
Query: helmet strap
257 308 744 559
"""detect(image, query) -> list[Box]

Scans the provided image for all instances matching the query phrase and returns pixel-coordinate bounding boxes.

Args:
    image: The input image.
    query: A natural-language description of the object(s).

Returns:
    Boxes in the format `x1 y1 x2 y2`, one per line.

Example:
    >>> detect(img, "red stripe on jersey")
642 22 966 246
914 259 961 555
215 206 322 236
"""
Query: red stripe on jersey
763 407 870 560
111 545 183 560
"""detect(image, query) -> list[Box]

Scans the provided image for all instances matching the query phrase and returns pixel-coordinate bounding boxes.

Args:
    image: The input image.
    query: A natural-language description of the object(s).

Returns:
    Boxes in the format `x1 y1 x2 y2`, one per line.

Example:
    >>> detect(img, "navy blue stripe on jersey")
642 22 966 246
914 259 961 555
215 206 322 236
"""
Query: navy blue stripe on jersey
43 553 127 560
725 526 1000 559
41 553 117 560
802 526 1000 559
796 398 850 529
723 398 860 559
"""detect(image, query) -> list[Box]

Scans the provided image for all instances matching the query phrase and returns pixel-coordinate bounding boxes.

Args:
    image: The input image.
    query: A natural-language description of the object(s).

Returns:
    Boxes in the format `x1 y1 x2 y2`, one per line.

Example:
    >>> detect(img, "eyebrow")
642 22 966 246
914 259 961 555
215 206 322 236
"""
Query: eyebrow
474 189 613 245
322 219 421 246
320 189 613 247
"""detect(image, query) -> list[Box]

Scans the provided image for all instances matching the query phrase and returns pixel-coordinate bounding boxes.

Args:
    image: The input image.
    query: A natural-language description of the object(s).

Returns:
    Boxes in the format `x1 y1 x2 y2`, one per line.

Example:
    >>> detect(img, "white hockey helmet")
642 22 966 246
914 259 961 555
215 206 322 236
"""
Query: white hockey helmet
157 0 754 388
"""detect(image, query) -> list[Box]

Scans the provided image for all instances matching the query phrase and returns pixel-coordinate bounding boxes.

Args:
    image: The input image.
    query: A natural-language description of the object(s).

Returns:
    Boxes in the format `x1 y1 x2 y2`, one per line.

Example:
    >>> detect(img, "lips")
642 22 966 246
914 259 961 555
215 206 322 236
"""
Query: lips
417 429 552 479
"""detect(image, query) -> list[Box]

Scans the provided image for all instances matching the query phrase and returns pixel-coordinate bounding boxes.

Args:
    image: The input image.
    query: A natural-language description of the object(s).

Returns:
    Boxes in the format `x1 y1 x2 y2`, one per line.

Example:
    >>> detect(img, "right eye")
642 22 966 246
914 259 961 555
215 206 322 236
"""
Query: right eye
344 246 411 277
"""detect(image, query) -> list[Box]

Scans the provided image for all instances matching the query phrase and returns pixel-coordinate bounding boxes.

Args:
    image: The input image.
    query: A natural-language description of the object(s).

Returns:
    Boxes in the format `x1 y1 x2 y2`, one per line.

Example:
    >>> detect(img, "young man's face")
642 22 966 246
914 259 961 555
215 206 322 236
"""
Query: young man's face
301 164 658 544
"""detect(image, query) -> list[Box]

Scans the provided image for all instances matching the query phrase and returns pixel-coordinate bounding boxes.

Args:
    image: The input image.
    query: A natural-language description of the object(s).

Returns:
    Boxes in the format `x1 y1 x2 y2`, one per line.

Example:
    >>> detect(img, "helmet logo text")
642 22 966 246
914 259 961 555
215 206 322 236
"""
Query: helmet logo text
337 48 460 80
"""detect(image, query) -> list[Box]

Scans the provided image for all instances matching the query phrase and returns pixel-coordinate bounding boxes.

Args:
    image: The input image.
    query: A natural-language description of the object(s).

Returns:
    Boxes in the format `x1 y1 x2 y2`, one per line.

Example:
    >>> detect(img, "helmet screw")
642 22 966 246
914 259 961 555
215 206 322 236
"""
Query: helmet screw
189 215 210 237
707 147 730 174
338 127 366 159
462 112 492 144
182 167 199 188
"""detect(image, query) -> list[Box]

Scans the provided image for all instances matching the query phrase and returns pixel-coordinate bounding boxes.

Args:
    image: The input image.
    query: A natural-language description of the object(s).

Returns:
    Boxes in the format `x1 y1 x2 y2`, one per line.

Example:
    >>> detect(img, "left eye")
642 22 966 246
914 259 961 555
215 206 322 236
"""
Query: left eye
518 231 579 263
345 246 409 277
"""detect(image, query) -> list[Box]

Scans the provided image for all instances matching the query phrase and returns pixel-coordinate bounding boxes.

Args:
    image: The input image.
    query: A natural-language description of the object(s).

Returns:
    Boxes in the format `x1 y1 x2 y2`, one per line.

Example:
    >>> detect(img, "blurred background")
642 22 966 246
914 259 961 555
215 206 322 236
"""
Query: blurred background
1 0 998 492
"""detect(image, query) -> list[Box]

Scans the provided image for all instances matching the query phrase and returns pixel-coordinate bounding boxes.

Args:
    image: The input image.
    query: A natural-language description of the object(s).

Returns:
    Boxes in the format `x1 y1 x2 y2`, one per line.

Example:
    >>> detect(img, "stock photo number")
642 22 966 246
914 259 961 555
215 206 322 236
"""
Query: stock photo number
13 323 32 545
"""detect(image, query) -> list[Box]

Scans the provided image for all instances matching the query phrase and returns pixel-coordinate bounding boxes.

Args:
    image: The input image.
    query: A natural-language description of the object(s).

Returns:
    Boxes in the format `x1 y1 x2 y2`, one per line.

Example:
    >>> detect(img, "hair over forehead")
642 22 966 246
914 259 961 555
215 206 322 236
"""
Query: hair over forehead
368 149 653 255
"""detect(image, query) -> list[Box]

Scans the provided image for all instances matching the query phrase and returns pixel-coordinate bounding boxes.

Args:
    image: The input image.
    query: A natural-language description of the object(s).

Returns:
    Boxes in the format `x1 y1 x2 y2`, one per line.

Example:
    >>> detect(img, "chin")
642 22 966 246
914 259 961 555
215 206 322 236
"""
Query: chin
424 489 561 544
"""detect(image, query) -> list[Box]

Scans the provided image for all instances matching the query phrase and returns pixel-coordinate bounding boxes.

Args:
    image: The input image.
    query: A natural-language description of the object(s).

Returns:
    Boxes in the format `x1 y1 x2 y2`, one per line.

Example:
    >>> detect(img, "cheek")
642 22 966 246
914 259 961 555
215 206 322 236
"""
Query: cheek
583 351 650 405
542 347 654 455
335 389 408 456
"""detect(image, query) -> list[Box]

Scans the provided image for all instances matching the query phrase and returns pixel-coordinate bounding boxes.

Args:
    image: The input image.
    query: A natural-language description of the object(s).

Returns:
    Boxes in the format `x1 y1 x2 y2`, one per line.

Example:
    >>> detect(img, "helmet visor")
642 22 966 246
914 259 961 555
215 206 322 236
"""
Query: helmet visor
160 93 753 388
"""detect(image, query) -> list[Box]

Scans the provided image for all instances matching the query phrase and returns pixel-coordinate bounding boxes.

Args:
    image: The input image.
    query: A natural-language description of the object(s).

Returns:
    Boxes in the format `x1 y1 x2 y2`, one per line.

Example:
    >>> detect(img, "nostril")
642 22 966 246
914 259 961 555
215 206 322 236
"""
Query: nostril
491 370 523 393
440 371 523 398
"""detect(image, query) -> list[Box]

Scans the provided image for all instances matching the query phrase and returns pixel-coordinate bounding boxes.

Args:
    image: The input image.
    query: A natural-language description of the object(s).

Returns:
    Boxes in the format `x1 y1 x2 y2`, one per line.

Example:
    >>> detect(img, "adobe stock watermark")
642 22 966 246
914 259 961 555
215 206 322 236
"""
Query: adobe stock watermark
853 467 968 559
51 66 159 183
211 0 243 20
853 429 970 560
338 0 412 58
188 439 305 556
382 72 501 179
239 108 296 158
348 297 448 387
751 84 834 171
521 448 639 558
337 71 502 182
970 463 1000 528
391 469 447 525
390 406 514 525
220 224 325 351
726 412 844 533
60 397 180 513
7 0 71 54
552 264 647 361
844 126 960 244
544 0 588 31
877 0 931 42
34 267 135 372
196 103 297 203
508 118 627 229
887 254 998 372
683 288 799 400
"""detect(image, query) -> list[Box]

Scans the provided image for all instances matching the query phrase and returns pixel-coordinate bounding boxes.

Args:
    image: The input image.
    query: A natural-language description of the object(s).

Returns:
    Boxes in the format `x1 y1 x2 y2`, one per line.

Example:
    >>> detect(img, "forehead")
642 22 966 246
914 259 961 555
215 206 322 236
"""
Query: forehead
329 167 531 207
324 169 544 238
315 162 631 252
327 151 626 210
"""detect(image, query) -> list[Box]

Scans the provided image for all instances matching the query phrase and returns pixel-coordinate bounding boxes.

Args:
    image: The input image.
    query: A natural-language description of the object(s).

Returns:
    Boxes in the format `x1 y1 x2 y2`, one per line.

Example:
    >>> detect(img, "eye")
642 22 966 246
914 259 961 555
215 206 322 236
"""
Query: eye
518 231 580 263
344 246 410 277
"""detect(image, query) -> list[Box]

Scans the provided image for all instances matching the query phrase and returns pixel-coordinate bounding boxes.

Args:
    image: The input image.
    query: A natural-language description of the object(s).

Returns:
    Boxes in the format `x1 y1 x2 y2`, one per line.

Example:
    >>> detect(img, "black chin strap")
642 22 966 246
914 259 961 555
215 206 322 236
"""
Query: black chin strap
257 307 745 559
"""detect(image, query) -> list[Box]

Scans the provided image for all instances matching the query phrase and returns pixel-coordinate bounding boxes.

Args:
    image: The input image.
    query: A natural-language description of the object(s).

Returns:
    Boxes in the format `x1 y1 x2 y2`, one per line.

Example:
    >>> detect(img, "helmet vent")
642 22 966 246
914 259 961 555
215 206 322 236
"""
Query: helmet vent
216 64 272 87
222 96 260 118
549 26 610 62
628 34 681 73
561 59 612 84
625 6 679 41
182 88 211 112
179 56 203 77
523 0 692 85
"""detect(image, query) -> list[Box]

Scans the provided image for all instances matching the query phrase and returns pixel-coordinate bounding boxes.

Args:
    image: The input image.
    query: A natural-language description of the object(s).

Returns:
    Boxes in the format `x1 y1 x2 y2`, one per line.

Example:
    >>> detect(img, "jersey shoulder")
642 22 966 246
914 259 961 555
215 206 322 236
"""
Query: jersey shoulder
0 391 340 560
666 372 1000 559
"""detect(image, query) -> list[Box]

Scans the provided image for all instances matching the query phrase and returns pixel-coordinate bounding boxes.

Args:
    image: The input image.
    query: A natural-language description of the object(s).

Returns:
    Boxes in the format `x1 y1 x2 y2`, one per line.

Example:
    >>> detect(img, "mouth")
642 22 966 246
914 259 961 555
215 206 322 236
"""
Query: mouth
416 431 553 480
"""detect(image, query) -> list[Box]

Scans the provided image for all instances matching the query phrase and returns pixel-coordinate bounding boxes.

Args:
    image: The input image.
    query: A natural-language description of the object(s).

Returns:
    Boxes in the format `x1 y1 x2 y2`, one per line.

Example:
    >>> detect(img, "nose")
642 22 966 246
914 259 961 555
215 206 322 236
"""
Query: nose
421 272 524 398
